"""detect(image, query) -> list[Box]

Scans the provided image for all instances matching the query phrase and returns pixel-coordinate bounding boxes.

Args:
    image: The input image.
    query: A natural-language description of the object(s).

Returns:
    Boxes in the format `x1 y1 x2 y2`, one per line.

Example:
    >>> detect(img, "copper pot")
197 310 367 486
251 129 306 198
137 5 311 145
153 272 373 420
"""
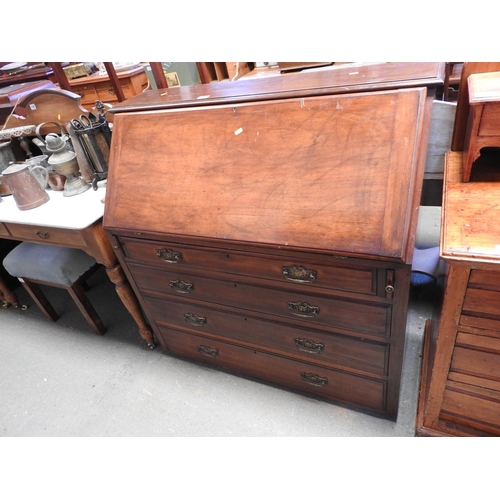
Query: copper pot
0 140 16 195
0 162 50 210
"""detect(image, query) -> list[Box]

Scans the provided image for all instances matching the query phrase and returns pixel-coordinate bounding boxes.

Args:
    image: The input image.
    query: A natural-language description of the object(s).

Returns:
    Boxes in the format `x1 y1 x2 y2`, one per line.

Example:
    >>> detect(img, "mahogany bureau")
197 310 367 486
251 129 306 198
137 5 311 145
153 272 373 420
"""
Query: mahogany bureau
104 63 444 419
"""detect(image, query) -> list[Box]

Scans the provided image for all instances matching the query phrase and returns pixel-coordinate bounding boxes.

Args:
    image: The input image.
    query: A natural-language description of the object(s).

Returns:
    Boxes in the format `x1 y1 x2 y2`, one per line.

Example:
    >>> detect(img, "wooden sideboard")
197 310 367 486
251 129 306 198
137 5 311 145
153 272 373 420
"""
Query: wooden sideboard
103 62 444 419
67 66 149 109
417 151 500 436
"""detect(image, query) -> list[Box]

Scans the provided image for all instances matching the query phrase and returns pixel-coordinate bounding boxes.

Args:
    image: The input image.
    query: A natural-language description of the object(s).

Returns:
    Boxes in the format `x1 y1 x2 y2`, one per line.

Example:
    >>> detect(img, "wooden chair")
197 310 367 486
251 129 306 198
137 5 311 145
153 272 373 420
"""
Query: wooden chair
2 241 106 335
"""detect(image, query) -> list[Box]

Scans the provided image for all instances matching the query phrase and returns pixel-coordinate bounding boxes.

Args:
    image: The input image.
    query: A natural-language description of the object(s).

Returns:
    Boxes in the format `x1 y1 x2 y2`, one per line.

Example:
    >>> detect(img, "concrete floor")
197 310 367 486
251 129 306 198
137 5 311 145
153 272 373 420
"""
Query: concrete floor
0 266 435 438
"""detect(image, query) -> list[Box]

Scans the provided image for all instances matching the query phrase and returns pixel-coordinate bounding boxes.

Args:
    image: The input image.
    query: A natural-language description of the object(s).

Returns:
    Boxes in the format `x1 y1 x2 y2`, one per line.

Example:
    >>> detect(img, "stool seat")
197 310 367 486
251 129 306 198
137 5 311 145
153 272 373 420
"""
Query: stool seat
4 242 97 286
3 242 106 335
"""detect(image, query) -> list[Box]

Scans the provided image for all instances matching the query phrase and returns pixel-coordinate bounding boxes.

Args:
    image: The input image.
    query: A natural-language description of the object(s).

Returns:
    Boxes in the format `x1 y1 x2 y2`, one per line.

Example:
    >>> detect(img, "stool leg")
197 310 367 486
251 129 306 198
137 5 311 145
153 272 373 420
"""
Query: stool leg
67 282 106 335
21 280 59 322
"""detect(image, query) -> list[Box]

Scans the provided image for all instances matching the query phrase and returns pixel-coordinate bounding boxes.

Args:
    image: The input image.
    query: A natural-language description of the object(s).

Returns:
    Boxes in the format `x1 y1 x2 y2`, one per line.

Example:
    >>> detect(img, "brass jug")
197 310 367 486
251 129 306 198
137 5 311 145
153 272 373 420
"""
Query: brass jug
0 162 50 210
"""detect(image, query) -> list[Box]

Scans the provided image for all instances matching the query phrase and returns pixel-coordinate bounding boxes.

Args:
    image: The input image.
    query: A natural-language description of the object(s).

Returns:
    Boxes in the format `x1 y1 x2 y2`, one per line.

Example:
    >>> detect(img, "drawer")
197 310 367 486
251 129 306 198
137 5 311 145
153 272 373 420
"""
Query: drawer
96 85 120 104
120 237 380 296
478 102 500 137
441 382 500 432
4 223 87 247
468 269 500 291
158 327 388 414
71 84 99 105
145 293 390 376
0 222 9 237
131 263 391 337
460 286 500 332
450 332 500 384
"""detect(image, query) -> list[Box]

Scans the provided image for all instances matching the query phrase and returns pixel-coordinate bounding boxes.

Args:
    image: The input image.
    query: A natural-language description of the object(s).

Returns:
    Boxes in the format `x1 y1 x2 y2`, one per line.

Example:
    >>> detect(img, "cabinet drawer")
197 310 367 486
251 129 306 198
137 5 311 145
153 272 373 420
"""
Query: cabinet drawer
478 103 500 136
95 85 120 104
131 263 391 337
71 84 99 105
145 294 390 376
0 222 9 237
441 382 500 432
158 327 388 413
461 287 500 332
450 332 500 384
4 223 87 247
120 237 379 296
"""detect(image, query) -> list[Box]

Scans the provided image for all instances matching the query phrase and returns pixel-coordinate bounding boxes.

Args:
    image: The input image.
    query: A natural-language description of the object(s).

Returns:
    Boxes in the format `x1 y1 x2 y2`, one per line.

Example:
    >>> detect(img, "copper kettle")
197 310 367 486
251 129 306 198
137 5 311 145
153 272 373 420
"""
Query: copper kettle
0 162 50 210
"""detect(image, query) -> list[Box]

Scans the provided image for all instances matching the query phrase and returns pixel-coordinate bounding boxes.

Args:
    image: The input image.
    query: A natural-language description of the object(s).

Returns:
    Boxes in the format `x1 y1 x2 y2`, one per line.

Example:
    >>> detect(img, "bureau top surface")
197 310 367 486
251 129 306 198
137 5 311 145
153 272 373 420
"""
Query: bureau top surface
442 151 500 265
109 62 444 113
105 85 429 262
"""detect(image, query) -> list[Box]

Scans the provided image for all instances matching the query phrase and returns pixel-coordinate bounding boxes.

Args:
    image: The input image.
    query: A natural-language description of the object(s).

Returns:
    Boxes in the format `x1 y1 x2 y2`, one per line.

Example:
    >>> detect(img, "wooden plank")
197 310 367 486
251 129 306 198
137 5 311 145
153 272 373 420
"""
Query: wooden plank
424 100 456 179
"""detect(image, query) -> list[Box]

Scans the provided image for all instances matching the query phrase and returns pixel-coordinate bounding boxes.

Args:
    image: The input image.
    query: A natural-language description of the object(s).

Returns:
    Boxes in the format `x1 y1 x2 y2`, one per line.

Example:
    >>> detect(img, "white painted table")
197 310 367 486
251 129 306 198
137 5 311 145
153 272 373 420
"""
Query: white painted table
0 186 155 347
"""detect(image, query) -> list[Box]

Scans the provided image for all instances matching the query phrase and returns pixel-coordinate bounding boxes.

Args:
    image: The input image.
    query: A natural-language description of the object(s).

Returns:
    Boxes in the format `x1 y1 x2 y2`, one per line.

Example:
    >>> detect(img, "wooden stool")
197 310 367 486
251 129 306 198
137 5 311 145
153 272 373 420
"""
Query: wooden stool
2 242 106 335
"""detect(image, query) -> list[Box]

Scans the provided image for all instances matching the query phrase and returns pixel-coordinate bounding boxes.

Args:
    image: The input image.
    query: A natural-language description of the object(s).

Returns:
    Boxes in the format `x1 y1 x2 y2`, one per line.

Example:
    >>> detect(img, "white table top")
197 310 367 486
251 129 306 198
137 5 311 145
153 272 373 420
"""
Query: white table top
0 185 106 230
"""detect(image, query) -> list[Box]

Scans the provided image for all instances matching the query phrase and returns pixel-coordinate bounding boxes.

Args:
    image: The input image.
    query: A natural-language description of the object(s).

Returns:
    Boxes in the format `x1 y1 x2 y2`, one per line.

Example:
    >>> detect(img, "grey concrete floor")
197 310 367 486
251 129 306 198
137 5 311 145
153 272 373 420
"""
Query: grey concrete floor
0 266 435 438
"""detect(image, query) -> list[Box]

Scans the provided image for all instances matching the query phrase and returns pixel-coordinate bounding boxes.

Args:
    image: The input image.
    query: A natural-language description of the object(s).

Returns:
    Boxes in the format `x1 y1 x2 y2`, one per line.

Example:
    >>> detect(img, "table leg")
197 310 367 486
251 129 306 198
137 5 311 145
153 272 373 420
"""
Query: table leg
0 275 25 310
83 221 155 349
105 263 155 348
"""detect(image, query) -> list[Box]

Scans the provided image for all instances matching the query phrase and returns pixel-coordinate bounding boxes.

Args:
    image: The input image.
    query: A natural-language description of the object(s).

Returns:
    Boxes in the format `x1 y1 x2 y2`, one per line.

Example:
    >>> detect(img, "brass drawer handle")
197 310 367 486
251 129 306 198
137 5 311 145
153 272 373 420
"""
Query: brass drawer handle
157 248 182 264
300 372 328 387
288 301 320 318
282 266 317 283
294 338 324 354
184 313 206 327
36 231 50 239
170 279 193 294
197 345 218 357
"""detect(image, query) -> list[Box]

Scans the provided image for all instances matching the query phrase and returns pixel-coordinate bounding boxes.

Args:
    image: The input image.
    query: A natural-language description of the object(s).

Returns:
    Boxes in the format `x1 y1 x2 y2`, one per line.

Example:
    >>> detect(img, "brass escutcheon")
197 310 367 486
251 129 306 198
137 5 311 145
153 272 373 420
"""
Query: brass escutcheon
157 248 182 264
197 345 218 357
282 265 317 283
184 313 206 327
170 280 193 294
288 301 320 317
300 372 328 387
294 338 324 354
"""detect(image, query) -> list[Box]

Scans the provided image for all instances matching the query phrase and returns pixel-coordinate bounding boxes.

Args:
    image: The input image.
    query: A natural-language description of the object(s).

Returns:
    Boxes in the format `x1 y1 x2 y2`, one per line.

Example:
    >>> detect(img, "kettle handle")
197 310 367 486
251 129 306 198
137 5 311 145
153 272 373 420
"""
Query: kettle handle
35 122 67 144
30 165 49 188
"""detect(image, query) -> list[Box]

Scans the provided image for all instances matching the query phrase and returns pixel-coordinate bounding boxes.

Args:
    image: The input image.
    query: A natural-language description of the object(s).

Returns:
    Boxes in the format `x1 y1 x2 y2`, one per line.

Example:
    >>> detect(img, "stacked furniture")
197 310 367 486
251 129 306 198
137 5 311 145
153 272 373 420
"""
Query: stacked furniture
104 62 444 419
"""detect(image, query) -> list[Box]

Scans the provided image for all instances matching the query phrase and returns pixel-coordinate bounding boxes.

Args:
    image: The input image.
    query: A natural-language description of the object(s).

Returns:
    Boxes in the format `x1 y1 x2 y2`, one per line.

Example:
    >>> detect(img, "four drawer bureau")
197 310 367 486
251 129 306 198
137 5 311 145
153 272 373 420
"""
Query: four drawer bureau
103 63 443 419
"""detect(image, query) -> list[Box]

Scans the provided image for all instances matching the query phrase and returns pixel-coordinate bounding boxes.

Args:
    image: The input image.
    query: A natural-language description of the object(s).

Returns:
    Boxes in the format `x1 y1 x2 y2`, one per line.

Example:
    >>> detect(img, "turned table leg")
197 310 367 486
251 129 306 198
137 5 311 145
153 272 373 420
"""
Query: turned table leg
83 221 155 348
0 275 25 310
105 263 155 348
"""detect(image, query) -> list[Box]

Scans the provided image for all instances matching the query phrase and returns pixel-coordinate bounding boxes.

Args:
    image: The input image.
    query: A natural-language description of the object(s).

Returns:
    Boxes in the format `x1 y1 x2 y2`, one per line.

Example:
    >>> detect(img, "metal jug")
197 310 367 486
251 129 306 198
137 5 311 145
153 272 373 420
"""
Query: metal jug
0 140 16 196
0 162 50 210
